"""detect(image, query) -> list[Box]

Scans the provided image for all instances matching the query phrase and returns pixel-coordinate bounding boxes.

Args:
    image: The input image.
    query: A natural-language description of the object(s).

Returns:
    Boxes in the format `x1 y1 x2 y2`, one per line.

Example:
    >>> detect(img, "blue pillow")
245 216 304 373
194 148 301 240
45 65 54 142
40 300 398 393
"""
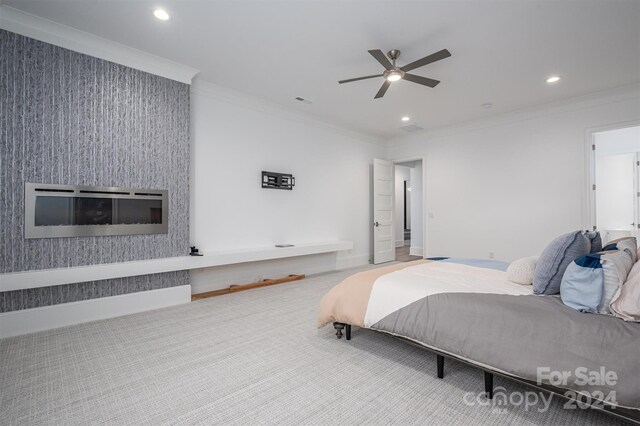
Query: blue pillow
560 254 604 313
533 231 591 295
561 250 633 314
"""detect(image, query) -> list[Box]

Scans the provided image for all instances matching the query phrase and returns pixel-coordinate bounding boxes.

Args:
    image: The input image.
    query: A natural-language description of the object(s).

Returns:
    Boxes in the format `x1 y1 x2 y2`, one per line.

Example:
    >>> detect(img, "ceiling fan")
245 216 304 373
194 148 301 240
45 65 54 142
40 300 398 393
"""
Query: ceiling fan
338 48 451 99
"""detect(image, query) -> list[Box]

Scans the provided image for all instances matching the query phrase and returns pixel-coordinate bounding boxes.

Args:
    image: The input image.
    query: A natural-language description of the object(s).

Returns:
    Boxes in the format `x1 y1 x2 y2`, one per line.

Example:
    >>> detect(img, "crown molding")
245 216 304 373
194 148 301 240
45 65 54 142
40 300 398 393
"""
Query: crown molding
387 83 640 147
191 79 386 146
0 5 199 84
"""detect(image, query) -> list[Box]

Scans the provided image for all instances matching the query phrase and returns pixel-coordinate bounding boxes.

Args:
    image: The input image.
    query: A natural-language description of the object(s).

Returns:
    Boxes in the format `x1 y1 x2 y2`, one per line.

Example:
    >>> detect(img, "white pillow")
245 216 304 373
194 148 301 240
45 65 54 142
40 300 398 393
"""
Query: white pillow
600 249 634 314
507 256 538 285
611 259 640 322
603 237 637 262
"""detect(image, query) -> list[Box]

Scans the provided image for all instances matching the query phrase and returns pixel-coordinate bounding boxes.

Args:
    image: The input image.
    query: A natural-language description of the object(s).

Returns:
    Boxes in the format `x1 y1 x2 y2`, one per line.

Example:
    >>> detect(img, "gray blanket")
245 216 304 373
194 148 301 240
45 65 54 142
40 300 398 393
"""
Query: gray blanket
372 293 640 410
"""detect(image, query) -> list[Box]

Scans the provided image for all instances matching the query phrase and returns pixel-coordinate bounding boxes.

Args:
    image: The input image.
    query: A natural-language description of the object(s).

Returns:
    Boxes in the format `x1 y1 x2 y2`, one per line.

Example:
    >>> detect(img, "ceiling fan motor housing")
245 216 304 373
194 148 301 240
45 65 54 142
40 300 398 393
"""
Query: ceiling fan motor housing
387 49 401 62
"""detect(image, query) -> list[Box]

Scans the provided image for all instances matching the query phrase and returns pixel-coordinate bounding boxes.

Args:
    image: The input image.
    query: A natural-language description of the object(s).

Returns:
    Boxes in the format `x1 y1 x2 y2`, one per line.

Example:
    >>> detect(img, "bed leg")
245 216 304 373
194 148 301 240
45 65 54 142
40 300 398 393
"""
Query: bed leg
484 371 494 399
436 354 444 379
346 324 351 341
333 322 345 339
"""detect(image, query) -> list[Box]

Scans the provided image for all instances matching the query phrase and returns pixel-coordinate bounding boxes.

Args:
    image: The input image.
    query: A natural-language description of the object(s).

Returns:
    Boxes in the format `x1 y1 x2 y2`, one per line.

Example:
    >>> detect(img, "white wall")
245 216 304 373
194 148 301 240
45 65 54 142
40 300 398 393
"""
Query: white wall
387 86 640 262
394 165 410 247
189 81 385 292
409 162 423 256
594 126 640 155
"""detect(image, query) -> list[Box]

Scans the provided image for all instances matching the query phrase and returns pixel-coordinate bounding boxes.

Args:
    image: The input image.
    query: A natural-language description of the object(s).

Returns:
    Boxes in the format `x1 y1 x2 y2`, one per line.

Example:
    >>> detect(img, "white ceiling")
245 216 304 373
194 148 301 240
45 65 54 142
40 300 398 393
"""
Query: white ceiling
5 0 640 139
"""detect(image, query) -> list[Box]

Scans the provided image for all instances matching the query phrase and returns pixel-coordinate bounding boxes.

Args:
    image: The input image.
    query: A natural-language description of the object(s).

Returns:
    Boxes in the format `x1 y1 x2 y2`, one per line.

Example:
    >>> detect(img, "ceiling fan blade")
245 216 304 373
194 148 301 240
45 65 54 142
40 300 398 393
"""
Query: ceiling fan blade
374 80 391 99
338 74 383 84
368 49 394 70
403 73 440 88
401 49 451 72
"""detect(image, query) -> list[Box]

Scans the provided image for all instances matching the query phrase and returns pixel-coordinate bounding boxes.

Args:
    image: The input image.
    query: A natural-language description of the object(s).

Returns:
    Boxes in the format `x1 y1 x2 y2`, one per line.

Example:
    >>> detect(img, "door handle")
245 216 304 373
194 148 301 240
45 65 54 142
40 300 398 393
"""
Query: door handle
374 221 380 227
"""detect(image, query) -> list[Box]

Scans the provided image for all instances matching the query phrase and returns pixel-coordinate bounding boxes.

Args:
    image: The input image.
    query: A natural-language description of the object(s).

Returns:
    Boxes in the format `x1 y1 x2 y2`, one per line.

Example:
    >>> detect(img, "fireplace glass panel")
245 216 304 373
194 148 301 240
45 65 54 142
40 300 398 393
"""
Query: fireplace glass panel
34 197 162 226
74 198 113 225
34 196 74 226
117 199 162 224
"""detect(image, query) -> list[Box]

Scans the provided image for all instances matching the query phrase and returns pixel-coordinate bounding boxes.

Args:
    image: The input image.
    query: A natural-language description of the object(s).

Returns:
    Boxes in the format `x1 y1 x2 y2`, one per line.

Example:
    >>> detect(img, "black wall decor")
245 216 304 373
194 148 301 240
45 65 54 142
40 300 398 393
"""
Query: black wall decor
262 171 295 190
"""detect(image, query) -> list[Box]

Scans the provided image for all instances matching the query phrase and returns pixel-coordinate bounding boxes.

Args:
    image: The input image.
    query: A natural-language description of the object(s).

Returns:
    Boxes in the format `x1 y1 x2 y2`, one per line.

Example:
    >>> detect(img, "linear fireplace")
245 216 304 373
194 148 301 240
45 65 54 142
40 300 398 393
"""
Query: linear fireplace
25 183 168 238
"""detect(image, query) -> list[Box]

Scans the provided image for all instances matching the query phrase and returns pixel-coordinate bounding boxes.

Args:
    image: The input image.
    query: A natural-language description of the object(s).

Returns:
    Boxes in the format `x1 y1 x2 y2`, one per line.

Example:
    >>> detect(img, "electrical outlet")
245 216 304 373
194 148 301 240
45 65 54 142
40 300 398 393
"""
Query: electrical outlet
489 251 495 259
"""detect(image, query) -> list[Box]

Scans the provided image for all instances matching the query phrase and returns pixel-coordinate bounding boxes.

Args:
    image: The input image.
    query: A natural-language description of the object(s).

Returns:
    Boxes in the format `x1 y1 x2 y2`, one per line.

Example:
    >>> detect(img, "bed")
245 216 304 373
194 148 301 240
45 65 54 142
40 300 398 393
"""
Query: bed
317 259 640 422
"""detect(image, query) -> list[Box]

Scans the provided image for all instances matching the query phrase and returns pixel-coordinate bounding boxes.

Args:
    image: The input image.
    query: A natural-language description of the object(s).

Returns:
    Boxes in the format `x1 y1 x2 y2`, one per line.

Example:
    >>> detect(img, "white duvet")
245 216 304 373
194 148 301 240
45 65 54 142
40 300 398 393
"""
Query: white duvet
363 261 533 327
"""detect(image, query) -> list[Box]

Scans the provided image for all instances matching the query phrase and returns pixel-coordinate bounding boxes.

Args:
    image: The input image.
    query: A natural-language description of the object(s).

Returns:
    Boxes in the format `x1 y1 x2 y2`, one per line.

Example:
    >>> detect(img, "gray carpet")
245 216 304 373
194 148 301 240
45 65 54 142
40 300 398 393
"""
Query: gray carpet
0 265 628 425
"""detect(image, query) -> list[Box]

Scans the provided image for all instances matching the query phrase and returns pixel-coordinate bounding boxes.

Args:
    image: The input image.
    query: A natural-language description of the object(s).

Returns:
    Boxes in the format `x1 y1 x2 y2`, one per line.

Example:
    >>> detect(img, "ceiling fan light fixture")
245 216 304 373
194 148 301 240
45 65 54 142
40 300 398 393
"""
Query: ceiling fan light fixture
153 8 170 20
385 70 404 82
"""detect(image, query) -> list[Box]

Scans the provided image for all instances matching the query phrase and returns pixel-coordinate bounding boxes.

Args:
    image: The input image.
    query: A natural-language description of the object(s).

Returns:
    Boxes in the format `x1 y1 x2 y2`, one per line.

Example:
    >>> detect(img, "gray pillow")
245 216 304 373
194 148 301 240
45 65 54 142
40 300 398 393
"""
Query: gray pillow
585 231 602 253
533 231 591 295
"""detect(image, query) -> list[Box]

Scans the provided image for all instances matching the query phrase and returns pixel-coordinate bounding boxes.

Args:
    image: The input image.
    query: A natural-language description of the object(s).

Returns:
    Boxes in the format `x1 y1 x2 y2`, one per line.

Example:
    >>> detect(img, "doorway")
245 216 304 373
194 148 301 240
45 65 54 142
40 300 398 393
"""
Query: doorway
394 160 423 262
591 124 640 244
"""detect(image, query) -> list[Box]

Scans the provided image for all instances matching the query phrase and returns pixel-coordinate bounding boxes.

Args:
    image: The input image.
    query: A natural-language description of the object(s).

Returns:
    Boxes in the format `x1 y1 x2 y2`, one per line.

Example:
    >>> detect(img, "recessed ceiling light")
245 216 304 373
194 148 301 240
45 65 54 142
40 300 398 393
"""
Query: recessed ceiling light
153 8 170 21
401 116 410 122
481 102 493 109
546 75 561 84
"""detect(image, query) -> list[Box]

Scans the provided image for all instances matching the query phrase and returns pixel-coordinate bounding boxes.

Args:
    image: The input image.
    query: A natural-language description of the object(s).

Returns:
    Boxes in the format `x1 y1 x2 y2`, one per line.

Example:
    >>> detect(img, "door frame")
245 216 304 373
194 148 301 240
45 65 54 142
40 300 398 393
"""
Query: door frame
584 119 640 232
391 156 427 258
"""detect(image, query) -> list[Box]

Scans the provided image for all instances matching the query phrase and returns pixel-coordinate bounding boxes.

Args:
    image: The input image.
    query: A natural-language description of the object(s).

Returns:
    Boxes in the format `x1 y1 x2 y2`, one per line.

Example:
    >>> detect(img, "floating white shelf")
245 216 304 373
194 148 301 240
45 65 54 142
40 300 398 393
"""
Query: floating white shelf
0 241 354 292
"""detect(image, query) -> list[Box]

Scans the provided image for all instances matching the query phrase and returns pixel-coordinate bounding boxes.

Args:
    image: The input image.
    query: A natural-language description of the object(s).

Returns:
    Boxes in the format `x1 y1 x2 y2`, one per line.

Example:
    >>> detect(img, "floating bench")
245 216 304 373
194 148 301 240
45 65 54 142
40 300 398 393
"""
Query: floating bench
0 241 354 292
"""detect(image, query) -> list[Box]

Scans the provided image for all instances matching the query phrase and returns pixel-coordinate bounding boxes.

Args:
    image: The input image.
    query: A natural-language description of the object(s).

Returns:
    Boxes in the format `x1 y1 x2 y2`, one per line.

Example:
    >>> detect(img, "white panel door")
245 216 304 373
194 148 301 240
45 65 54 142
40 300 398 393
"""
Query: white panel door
373 158 395 264
634 152 640 239
595 152 636 242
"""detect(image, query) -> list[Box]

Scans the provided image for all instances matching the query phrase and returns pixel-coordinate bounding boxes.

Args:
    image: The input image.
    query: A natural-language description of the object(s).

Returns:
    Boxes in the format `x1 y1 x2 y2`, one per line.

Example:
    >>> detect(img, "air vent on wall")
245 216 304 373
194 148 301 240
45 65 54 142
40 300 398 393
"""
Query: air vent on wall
399 124 424 133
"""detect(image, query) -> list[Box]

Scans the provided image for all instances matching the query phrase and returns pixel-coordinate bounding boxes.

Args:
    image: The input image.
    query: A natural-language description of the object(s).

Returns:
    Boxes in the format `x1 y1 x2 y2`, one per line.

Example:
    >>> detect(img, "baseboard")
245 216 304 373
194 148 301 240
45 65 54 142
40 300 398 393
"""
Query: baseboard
410 246 424 257
395 240 405 248
0 285 191 339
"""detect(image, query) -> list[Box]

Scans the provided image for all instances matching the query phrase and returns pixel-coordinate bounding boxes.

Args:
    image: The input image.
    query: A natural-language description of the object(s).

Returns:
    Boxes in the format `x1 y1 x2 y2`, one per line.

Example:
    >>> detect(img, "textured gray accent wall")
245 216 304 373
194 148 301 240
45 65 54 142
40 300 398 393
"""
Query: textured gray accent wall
0 30 190 312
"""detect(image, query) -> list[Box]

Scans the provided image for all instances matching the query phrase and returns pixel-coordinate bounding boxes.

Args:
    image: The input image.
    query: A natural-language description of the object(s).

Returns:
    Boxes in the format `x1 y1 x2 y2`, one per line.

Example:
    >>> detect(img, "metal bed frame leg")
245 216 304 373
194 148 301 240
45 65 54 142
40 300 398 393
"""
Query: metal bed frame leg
484 371 494 399
436 354 444 379
332 323 352 340
333 322 345 339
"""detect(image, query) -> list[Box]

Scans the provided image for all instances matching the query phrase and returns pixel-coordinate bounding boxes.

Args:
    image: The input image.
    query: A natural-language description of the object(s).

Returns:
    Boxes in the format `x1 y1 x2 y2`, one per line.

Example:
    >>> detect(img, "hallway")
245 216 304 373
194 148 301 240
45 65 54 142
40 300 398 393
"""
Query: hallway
396 238 422 262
